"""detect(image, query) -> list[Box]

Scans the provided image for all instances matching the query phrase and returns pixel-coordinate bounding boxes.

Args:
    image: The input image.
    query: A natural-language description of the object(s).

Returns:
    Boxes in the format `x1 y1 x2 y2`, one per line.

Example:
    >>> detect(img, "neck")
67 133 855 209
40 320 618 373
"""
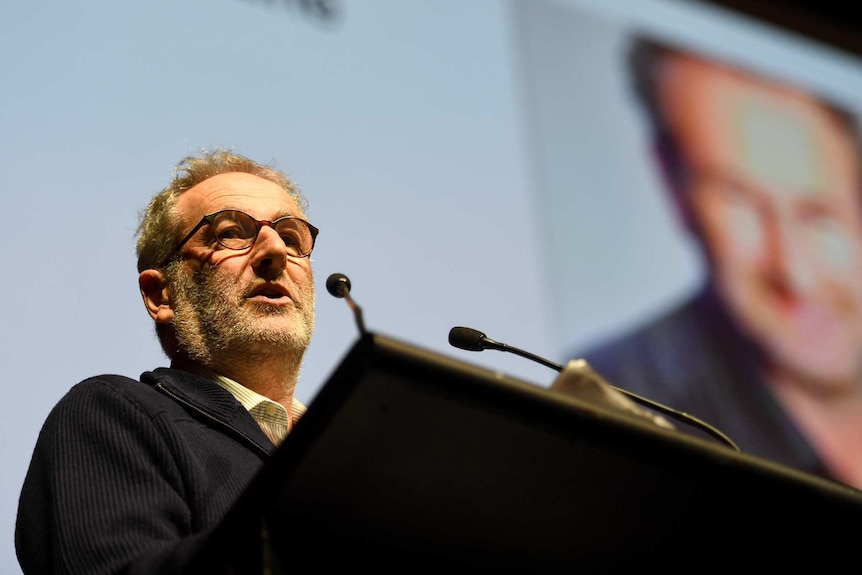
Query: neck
767 366 862 489
174 349 304 410
767 364 862 407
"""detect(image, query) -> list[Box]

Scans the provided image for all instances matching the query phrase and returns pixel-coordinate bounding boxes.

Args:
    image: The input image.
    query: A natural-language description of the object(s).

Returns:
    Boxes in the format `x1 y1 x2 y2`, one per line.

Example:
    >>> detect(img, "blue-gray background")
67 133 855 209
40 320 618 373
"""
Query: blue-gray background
3 0 859 571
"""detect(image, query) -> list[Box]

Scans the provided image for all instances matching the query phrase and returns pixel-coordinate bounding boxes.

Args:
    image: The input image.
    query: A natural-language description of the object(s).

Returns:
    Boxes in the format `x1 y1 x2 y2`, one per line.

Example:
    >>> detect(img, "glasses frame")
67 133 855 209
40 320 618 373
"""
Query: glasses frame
159 209 319 268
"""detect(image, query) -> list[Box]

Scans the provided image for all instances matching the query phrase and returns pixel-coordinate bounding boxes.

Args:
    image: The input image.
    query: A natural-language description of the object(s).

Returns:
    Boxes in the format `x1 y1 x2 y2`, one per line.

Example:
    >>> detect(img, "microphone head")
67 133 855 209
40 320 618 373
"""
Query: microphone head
326 273 351 298
448 326 487 352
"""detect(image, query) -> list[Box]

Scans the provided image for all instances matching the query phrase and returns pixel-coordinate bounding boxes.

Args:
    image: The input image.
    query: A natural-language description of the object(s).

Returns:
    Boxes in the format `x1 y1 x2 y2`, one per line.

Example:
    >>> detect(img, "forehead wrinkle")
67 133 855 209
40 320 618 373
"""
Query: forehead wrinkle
195 188 302 218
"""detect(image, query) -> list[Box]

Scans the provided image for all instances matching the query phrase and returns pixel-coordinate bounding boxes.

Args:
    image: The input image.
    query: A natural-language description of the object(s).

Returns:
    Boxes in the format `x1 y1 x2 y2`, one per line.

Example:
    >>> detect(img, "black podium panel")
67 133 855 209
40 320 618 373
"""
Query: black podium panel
198 333 862 572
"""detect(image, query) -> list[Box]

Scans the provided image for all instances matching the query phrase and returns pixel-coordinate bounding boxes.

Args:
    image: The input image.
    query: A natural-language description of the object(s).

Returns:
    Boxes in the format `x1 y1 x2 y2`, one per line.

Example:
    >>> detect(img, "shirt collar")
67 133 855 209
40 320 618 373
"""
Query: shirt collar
181 364 307 425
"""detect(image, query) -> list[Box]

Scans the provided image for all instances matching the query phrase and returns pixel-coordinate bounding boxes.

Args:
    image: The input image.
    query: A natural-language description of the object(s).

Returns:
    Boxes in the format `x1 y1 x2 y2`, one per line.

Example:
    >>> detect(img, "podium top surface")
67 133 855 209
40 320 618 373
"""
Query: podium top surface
209 332 862 571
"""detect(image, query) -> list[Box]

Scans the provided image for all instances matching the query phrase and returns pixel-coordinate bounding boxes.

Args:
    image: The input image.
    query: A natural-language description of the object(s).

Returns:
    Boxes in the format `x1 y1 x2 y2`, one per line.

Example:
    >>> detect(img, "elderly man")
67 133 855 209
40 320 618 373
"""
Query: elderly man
15 149 319 574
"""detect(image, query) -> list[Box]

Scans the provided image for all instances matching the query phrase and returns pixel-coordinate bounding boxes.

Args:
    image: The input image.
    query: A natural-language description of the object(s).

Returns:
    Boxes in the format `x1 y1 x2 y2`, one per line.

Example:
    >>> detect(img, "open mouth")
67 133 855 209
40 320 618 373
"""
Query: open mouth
260 289 286 299
249 284 291 302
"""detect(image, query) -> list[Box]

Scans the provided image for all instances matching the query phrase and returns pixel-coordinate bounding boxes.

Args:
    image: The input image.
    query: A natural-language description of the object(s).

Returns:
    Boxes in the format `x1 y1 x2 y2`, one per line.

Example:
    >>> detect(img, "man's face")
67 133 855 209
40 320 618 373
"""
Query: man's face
167 172 315 366
660 57 862 389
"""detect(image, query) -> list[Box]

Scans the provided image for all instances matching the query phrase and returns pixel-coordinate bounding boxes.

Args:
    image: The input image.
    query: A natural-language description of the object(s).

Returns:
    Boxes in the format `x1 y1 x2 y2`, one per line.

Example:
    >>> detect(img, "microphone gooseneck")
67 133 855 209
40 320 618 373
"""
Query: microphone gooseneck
326 272 366 335
447 326 740 452
449 326 563 371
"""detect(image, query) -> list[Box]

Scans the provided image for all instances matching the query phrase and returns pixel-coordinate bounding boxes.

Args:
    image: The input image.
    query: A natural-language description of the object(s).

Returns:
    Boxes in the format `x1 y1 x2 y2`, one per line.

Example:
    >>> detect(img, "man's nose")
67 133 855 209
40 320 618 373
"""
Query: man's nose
766 215 816 293
250 224 288 273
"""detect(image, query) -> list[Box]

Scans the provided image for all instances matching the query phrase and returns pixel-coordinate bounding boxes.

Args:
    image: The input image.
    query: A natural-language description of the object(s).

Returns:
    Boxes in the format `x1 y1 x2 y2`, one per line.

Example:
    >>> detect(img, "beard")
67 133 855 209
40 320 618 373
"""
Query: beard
168 263 315 367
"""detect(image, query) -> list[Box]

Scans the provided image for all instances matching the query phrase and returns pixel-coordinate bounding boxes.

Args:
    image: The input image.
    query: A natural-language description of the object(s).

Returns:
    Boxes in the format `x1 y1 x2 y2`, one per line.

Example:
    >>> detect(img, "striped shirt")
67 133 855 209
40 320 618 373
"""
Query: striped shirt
187 366 307 446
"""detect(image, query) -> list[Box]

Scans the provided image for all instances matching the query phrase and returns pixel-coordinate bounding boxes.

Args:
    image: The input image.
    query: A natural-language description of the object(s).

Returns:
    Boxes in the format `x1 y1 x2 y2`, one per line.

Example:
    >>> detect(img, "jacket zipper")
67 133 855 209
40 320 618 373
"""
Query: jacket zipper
155 382 271 458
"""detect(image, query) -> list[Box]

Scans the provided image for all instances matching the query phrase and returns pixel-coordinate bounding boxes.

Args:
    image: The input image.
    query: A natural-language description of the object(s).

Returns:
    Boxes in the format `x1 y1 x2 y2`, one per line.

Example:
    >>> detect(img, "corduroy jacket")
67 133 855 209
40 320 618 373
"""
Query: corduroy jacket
15 368 277 575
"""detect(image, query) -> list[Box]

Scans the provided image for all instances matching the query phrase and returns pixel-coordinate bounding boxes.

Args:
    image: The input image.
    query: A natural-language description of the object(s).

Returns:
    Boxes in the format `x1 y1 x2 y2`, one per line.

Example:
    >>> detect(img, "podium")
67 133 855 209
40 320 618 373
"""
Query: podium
192 332 862 572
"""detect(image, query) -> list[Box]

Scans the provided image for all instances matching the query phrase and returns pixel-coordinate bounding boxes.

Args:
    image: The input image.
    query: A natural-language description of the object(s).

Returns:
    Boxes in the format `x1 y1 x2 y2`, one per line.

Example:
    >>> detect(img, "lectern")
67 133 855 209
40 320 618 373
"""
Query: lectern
191 332 862 573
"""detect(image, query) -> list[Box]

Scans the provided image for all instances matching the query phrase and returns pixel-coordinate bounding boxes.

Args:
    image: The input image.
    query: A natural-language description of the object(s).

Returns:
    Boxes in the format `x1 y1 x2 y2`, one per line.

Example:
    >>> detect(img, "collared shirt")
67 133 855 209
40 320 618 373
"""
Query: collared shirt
186 365 307 446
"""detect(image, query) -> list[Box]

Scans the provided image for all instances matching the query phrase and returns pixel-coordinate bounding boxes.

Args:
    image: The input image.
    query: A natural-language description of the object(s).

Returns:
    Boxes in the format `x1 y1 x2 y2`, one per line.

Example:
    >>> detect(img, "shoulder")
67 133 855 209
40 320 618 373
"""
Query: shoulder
576 294 708 367
44 369 202 433
570 291 740 399
572 290 764 411
54 372 165 411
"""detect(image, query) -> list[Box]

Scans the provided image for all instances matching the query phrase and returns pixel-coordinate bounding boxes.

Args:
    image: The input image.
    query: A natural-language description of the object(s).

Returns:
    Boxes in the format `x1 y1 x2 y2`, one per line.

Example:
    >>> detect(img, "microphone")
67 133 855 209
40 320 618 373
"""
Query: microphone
448 326 739 451
448 326 563 371
326 272 351 298
326 272 367 335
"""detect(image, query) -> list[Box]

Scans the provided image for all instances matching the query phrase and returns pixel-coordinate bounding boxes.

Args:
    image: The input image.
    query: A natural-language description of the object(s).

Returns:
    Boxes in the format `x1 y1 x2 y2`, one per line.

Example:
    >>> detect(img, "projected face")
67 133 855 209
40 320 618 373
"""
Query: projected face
660 57 862 389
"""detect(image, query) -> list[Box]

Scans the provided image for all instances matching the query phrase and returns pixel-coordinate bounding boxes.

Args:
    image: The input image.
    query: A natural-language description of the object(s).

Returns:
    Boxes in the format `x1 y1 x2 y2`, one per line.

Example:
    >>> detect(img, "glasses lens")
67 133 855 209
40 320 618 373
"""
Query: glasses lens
275 218 314 257
211 211 257 249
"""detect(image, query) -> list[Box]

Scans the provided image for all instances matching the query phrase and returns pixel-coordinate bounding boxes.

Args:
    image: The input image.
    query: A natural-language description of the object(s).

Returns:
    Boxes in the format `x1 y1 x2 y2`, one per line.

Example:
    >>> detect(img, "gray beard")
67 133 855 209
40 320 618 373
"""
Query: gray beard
169 264 314 368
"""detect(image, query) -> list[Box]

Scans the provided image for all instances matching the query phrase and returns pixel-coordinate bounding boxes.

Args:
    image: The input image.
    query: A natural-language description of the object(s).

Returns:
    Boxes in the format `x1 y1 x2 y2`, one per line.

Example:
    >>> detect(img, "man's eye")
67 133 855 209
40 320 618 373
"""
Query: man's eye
280 231 301 247
218 225 244 240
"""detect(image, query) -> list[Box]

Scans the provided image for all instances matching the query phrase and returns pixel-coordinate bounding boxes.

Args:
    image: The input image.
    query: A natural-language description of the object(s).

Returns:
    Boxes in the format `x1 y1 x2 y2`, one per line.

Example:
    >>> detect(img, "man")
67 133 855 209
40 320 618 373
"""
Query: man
574 37 862 490
15 148 319 573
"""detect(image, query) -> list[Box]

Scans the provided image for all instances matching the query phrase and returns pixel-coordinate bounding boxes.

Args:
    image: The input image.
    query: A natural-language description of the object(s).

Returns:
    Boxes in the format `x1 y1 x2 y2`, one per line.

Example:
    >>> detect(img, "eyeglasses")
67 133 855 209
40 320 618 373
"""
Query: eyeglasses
161 209 319 267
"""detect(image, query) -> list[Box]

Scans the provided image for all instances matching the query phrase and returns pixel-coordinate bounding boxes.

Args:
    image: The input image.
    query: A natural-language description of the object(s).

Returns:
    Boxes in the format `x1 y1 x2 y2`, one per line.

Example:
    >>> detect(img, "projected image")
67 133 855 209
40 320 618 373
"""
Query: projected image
575 35 862 487
515 0 862 490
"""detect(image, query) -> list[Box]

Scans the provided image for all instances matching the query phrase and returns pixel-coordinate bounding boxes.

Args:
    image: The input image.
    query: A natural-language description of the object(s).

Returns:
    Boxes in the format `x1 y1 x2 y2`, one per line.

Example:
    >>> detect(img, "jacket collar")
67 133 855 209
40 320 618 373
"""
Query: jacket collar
141 367 276 455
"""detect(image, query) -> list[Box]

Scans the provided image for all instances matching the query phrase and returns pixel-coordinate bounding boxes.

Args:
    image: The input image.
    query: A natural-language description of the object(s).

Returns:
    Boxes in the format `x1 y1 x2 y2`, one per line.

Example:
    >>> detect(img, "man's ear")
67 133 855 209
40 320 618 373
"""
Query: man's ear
139 269 175 324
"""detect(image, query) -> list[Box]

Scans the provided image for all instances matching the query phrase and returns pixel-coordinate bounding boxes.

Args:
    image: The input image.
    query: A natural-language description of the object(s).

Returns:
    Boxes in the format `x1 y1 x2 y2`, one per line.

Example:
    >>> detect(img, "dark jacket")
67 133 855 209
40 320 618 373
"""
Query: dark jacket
15 368 276 575
573 285 831 480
